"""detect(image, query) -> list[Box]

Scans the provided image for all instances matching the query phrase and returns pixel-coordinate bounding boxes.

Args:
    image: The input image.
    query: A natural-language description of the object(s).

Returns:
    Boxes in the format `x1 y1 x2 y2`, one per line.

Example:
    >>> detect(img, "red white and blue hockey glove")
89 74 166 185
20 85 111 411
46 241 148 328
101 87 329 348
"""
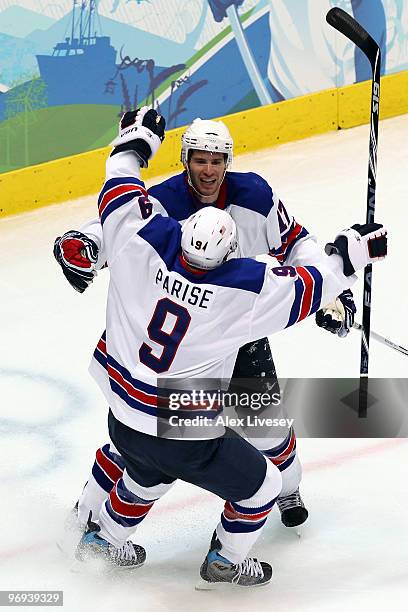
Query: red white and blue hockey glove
111 106 165 167
315 289 357 337
53 230 98 293
325 223 387 276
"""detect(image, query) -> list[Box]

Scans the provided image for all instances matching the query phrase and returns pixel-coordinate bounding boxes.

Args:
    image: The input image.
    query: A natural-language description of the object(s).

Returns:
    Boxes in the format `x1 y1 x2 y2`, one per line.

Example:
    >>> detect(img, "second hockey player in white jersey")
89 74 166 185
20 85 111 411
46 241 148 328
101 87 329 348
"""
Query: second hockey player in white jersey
74 107 387 586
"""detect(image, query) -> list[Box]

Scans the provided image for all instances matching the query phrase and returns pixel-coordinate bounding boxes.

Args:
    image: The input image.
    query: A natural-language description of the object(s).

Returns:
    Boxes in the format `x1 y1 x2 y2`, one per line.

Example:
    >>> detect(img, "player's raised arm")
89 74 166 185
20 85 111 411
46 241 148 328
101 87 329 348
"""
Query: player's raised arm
250 223 387 341
98 107 165 264
53 108 165 290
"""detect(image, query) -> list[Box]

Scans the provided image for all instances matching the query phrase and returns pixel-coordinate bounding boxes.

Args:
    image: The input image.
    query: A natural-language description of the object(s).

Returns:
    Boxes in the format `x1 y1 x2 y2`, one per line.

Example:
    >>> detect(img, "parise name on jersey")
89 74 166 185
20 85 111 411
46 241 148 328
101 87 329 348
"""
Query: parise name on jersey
155 266 216 311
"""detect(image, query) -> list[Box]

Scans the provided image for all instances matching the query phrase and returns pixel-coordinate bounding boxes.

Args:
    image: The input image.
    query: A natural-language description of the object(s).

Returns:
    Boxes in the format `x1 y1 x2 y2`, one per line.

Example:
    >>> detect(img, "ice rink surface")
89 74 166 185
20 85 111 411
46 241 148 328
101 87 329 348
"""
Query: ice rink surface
1 114 407 611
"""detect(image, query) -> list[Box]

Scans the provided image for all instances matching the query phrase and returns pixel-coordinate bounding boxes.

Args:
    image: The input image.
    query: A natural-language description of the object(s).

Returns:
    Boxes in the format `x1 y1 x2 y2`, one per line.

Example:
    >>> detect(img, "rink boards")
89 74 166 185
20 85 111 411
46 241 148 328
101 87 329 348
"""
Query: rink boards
0 68 407 218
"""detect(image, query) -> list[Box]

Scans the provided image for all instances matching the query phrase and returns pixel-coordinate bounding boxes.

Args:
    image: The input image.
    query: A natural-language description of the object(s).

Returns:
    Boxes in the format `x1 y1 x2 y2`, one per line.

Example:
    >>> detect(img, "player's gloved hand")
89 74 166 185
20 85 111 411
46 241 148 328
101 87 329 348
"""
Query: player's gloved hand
111 106 166 167
315 289 356 337
53 230 98 293
325 223 387 276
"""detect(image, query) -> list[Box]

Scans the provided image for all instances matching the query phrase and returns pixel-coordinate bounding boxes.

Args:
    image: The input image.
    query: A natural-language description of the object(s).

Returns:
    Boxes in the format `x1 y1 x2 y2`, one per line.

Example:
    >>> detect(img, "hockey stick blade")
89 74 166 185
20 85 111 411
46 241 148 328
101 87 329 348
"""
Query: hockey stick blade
326 7 380 68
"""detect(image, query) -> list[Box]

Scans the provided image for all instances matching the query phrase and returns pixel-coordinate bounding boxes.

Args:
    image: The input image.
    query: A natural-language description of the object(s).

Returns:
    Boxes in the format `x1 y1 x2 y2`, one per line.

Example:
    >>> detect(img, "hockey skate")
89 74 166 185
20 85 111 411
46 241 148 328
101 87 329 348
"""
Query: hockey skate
75 518 146 571
277 488 308 531
196 532 272 590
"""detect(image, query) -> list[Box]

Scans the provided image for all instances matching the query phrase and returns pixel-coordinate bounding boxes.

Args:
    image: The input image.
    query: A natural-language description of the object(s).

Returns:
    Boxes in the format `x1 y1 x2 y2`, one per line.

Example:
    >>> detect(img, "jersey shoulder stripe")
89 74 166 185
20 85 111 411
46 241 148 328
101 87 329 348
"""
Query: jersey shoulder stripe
98 177 147 226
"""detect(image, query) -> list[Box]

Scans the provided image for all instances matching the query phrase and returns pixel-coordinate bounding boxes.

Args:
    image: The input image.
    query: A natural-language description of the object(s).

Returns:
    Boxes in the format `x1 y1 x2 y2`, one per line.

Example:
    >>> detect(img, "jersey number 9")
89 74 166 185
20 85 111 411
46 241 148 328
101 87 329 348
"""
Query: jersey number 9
139 298 191 373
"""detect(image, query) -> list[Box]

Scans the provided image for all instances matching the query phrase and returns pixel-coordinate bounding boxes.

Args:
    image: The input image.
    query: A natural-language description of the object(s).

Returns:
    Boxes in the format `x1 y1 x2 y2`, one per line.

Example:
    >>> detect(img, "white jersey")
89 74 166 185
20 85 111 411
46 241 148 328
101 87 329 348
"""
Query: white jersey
89 150 355 437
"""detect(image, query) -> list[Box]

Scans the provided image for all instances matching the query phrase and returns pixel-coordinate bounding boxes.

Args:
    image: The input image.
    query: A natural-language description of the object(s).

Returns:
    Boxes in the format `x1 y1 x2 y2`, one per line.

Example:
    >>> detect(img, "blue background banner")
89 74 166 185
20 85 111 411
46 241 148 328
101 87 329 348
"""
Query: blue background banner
0 0 406 172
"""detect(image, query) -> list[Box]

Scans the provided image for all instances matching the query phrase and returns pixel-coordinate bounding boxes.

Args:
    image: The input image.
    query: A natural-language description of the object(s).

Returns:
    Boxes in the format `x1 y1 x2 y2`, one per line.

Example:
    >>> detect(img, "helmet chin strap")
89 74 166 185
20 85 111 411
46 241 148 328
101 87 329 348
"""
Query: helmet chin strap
185 164 227 204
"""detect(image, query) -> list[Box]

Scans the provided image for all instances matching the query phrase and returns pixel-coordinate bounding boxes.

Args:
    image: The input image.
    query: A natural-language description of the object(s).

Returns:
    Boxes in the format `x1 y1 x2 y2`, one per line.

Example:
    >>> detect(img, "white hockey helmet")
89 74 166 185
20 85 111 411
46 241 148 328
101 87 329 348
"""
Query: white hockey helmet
181 207 238 270
181 118 233 168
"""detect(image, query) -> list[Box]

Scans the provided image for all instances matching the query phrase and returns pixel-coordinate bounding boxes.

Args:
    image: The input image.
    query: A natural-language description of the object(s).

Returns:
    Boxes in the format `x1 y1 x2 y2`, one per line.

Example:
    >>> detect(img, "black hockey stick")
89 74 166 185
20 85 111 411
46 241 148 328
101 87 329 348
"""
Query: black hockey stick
352 323 408 357
326 7 381 417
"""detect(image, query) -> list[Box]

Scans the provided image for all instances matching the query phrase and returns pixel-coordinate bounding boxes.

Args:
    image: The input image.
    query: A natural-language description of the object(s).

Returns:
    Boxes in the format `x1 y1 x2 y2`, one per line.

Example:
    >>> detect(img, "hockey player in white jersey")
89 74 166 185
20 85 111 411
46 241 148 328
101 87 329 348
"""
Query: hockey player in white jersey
73 107 387 586
54 114 357 532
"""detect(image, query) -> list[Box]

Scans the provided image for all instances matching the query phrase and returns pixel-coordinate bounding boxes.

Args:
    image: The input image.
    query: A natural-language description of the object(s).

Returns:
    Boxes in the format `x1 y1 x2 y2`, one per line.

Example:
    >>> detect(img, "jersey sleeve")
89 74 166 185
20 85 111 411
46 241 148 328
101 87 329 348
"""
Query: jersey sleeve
80 176 168 269
97 150 159 264
249 254 357 341
284 232 333 273
268 199 313 264
269 199 352 299
79 217 107 270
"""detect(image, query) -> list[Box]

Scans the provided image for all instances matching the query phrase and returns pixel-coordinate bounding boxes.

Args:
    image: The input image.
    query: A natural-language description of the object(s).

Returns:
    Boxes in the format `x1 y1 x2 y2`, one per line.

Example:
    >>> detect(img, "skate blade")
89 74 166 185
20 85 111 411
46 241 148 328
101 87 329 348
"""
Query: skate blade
195 579 218 591
70 556 145 574
284 524 304 538
195 578 271 591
